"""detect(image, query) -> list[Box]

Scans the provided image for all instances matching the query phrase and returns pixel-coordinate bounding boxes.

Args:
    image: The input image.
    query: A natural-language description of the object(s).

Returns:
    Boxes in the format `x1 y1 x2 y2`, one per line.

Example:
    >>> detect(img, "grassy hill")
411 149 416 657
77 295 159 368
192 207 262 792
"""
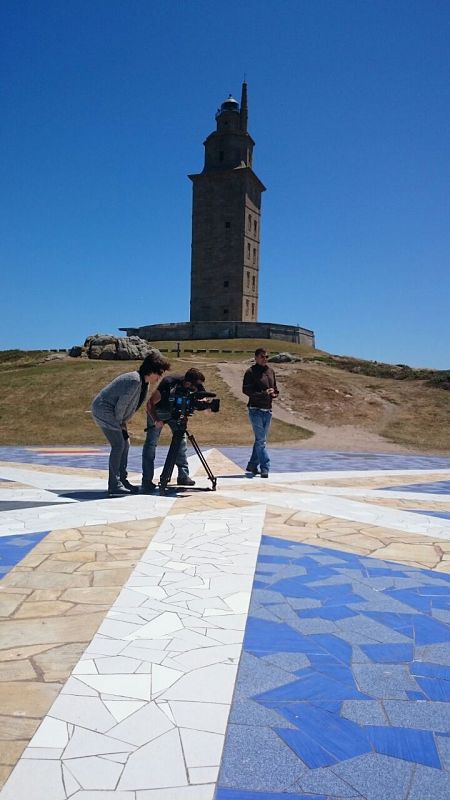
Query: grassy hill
0 344 448 451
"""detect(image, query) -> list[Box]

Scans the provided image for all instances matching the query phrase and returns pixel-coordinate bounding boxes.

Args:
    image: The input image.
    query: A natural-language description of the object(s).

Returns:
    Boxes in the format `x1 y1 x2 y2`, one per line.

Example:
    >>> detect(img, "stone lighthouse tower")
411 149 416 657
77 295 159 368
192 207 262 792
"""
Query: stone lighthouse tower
189 82 266 322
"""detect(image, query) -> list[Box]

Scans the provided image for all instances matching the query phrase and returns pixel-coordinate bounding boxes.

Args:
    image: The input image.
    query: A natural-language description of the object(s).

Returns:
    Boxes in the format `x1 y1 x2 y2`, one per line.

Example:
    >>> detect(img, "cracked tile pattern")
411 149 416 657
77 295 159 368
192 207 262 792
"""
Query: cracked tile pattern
216 534 450 799
1 446 450 798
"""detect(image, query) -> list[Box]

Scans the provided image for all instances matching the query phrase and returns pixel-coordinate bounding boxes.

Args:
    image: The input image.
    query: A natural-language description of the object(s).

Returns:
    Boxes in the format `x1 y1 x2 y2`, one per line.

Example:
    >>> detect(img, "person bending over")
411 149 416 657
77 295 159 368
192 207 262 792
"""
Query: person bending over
141 367 206 493
242 348 279 478
92 351 170 496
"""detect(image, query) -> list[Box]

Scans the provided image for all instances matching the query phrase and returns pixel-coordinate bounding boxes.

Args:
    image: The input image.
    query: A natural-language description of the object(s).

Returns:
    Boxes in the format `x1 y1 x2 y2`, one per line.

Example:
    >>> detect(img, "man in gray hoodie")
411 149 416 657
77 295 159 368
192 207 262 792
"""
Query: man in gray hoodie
92 351 170 496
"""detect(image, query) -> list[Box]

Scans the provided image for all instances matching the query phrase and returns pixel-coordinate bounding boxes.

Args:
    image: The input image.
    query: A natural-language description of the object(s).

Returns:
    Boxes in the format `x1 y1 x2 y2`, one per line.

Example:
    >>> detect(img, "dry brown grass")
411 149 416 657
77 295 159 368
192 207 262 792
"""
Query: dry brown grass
0 357 310 446
278 362 450 451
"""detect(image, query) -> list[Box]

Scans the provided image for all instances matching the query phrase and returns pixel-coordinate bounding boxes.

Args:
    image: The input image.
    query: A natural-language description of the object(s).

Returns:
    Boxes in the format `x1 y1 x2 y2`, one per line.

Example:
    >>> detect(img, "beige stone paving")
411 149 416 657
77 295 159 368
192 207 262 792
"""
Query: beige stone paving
302 473 450 489
0 460 109 478
0 515 162 788
340 496 450 512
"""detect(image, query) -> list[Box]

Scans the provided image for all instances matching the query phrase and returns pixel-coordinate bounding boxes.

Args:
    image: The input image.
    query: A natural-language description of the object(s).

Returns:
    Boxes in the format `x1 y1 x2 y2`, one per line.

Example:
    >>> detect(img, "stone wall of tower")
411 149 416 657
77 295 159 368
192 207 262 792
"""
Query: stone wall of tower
190 169 262 322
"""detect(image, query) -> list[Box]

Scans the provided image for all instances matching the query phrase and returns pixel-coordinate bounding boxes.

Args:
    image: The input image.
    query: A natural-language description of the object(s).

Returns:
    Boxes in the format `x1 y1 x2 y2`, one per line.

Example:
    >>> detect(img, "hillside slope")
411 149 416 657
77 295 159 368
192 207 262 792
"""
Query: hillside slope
0 347 448 452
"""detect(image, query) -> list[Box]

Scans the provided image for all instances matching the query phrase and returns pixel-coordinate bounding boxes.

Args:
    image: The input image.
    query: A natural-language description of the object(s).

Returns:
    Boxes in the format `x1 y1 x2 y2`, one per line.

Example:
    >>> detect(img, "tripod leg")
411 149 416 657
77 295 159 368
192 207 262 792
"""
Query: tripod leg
159 429 185 494
186 431 217 491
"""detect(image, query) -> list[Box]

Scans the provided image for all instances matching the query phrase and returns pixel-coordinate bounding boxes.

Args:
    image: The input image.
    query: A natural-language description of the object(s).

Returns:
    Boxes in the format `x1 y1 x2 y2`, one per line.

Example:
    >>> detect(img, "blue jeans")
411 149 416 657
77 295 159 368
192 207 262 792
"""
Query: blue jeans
96 423 129 491
142 417 189 483
247 408 272 473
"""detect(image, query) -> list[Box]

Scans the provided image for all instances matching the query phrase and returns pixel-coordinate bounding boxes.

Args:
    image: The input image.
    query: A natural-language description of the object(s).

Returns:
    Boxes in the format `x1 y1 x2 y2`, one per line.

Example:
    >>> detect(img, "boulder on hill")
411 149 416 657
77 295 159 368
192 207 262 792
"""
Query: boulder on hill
268 352 302 363
69 334 158 360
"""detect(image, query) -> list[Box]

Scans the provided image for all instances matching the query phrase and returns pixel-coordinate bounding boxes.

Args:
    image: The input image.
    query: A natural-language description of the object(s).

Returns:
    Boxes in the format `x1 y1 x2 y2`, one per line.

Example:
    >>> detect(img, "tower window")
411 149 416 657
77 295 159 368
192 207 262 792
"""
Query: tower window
223 280 229 288
245 299 249 313
252 302 255 316
247 242 250 259
223 308 229 316
254 220 257 235
225 221 230 229
252 275 256 290
253 248 256 264
247 214 251 231
247 271 250 288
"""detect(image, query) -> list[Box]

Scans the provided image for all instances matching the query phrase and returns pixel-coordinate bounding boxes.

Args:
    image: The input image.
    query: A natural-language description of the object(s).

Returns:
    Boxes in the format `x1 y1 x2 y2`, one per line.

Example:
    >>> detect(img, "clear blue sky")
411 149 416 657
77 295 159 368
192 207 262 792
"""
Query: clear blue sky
1 0 449 367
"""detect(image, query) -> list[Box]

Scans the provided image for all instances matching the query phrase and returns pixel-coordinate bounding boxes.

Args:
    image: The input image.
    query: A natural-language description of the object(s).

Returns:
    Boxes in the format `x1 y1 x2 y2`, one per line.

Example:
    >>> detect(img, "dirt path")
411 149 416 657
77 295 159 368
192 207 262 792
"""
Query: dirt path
217 362 420 454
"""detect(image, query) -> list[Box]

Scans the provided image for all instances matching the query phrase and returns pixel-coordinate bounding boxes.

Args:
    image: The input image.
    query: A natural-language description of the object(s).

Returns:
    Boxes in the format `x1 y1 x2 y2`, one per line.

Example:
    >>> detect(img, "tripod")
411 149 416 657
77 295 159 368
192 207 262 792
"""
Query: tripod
158 417 217 495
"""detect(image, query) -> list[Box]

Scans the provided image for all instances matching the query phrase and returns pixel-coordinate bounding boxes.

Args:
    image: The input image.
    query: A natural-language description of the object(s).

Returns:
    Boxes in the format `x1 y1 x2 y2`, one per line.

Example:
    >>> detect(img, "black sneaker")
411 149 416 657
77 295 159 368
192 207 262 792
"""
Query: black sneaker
108 483 129 497
246 464 259 475
141 481 157 494
260 471 269 478
122 480 140 494
177 476 195 486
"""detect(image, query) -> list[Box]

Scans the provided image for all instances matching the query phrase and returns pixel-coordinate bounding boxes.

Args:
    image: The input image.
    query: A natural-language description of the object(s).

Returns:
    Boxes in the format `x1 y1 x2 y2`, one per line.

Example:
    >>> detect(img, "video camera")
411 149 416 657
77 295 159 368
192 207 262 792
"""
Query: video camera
168 386 220 421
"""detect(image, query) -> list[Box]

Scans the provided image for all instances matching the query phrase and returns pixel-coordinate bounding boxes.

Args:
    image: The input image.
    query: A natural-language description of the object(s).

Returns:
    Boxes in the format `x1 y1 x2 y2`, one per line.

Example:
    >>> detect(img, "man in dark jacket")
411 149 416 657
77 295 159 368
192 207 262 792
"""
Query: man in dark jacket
242 348 279 478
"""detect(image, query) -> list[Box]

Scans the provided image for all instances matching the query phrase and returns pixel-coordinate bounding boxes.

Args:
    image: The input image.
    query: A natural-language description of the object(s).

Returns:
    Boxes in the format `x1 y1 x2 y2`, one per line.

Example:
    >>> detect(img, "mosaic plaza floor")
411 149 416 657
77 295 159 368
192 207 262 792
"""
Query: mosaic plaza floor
0 444 450 800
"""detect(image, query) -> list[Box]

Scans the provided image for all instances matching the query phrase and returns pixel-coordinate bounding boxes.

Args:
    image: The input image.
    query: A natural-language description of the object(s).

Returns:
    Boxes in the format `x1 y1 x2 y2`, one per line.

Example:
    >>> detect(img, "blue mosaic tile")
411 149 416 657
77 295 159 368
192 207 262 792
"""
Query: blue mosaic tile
0 532 49 577
276 704 372 764
411 660 450 680
217 534 450 798
415 675 450 701
216 790 329 800
410 509 450 521
365 725 440 768
382 480 450 494
360 643 414 663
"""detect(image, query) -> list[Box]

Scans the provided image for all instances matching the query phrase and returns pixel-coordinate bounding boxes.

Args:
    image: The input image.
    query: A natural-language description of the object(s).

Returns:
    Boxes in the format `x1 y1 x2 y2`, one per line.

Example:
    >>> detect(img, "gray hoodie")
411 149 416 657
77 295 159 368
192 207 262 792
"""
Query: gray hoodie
91 371 146 430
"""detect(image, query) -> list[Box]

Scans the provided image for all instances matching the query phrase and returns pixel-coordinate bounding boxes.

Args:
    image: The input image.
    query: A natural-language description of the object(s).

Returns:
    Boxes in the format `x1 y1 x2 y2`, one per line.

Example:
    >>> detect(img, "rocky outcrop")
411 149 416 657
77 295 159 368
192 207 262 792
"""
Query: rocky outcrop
268 352 302 363
69 335 158 360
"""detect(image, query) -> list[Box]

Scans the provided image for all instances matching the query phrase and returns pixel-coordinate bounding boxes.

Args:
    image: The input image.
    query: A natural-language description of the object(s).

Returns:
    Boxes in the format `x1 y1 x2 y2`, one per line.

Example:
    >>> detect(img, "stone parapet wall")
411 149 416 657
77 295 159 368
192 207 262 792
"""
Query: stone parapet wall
119 320 315 347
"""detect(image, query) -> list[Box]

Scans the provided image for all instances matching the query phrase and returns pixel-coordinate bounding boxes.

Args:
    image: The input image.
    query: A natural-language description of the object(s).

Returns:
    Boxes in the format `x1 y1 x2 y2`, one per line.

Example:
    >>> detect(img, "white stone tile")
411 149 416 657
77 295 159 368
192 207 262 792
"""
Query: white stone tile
49 695 117 732
73 659 98 675
224 590 251 613
103 700 146 723
0 759 66 800
118 728 187 790
62 763 81 795
166 644 240 672
85 638 127 657
120 644 167 663
188 766 220 784
136 787 214 799
160 662 238 704
22 747 64 759
169 701 229 734
125 611 184 641
30 717 69 749
148 664 181 695
180 728 224 769
64 727 135 759
64 755 123 790
78 674 152 701
69 792 134 799
106 701 174 746
94 656 142 674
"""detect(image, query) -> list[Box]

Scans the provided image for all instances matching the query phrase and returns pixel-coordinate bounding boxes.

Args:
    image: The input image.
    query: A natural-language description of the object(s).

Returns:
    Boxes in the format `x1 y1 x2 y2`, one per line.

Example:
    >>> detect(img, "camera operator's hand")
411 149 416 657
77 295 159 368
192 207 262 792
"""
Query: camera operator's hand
155 420 165 429
266 388 275 396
